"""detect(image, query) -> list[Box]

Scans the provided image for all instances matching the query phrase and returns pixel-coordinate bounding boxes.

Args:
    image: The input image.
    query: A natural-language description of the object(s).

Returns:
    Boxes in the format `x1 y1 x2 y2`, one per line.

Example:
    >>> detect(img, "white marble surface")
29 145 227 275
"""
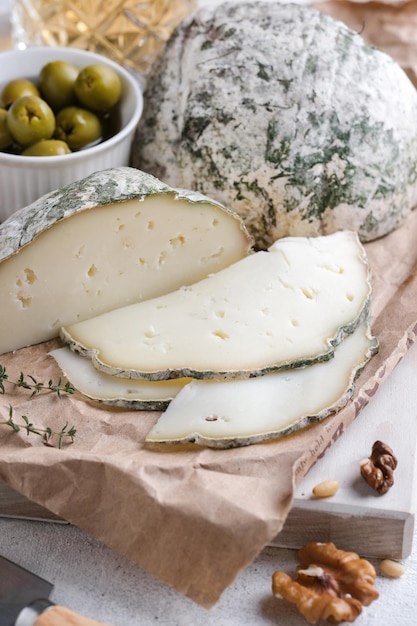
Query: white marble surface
1 2 417 624
0 510 416 625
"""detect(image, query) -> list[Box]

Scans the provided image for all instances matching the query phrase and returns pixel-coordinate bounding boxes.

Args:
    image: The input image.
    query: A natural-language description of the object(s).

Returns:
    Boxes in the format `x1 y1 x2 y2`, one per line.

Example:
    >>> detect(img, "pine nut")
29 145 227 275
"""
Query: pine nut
380 559 405 578
312 480 339 498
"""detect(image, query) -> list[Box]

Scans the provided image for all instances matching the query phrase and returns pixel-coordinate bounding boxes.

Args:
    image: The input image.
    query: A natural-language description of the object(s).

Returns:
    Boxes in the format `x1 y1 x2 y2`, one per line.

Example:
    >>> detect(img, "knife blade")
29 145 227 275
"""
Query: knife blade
0 555 111 626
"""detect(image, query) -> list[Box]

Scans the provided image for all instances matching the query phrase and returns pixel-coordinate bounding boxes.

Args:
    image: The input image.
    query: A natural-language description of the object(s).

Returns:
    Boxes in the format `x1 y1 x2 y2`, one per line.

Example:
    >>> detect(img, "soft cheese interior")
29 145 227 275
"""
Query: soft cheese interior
0 194 250 354
60 231 372 380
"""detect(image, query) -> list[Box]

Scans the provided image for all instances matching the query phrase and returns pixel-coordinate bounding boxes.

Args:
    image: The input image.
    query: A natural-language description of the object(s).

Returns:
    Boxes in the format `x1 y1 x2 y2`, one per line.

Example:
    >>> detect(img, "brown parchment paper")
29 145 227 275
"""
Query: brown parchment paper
312 0 417 87
1 207 417 608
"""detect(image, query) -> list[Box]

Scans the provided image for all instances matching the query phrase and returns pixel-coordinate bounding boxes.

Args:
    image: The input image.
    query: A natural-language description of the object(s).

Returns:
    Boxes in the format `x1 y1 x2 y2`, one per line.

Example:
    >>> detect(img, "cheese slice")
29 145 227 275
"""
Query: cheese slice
0 167 252 355
145 319 378 448
49 347 190 410
60 231 372 380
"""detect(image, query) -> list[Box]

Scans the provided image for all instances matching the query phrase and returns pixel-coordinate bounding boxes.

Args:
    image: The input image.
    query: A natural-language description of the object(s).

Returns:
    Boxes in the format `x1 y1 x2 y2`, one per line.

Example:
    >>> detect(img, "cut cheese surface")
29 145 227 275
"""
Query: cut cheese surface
49 347 190 410
61 231 372 380
145 320 378 448
0 167 252 355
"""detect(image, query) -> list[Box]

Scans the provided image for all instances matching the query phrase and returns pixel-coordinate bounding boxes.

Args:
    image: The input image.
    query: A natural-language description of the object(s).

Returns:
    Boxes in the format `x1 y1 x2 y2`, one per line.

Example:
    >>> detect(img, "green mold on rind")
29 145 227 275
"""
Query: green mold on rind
133 2 417 249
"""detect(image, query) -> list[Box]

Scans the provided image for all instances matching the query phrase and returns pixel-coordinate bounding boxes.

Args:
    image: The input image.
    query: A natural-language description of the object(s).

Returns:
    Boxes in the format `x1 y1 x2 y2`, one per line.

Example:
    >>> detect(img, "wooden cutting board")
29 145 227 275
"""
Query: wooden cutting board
274 339 417 560
1 340 416 558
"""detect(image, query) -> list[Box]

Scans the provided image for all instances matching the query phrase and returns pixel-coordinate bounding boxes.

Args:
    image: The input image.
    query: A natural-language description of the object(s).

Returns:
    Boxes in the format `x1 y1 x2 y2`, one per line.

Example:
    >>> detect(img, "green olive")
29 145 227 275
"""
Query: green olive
54 106 102 150
1 78 40 108
6 95 55 147
74 64 121 111
39 60 79 111
22 138 71 156
0 108 13 150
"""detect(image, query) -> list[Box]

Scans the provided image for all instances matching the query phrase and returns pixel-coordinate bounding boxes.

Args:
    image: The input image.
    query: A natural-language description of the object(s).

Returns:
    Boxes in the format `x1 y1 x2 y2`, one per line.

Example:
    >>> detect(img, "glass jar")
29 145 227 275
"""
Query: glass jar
11 0 196 77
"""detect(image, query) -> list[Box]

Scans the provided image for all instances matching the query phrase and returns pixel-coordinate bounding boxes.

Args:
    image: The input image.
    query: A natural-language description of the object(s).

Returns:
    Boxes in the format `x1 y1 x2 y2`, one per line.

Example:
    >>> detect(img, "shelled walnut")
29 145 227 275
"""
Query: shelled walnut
272 541 379 624
360 440 398 495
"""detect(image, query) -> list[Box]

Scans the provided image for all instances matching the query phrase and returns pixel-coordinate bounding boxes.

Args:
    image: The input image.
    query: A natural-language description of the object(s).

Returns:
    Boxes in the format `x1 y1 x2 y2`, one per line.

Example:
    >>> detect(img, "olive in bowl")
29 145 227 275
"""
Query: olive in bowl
55 106 103 151
39 60 79 111
2 78 40 107
0 46 143 220
6 95 56 147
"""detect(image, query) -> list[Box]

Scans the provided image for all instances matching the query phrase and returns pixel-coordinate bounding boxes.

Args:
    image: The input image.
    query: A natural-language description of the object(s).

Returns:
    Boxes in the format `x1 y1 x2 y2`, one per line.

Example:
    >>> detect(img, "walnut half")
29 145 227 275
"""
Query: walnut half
360 440 398 495
272 541 379 624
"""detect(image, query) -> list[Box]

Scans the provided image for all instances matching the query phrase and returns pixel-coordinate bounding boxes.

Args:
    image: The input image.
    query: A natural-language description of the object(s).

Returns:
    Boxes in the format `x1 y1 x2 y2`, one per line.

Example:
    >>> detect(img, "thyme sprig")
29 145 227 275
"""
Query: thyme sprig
0 364 75 397
0 364 76 448
1 405 77 449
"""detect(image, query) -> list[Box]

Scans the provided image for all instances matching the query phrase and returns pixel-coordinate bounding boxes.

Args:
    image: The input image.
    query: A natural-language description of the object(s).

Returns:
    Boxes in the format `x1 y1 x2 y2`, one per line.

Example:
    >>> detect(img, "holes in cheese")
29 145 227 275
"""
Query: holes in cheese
49 347 190 410
60 231 372 380
145 319 378 448
0 167 252 355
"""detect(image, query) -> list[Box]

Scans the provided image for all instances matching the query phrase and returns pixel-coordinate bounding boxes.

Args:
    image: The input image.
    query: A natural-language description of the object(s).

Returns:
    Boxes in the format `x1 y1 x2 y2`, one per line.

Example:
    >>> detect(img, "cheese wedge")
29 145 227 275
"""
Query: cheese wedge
61 231 372 380
49 347 190 410
0 167 252 355
145 319 378 448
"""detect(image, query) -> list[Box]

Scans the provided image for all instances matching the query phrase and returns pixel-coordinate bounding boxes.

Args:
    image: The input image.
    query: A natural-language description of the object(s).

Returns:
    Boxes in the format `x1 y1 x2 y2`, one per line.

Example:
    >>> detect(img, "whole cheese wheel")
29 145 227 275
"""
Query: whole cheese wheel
133 1 417 249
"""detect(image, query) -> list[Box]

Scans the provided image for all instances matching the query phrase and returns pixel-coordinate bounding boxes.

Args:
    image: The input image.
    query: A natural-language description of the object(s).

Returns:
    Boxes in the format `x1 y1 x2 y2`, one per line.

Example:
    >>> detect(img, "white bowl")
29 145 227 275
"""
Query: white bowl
0 46 143 220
